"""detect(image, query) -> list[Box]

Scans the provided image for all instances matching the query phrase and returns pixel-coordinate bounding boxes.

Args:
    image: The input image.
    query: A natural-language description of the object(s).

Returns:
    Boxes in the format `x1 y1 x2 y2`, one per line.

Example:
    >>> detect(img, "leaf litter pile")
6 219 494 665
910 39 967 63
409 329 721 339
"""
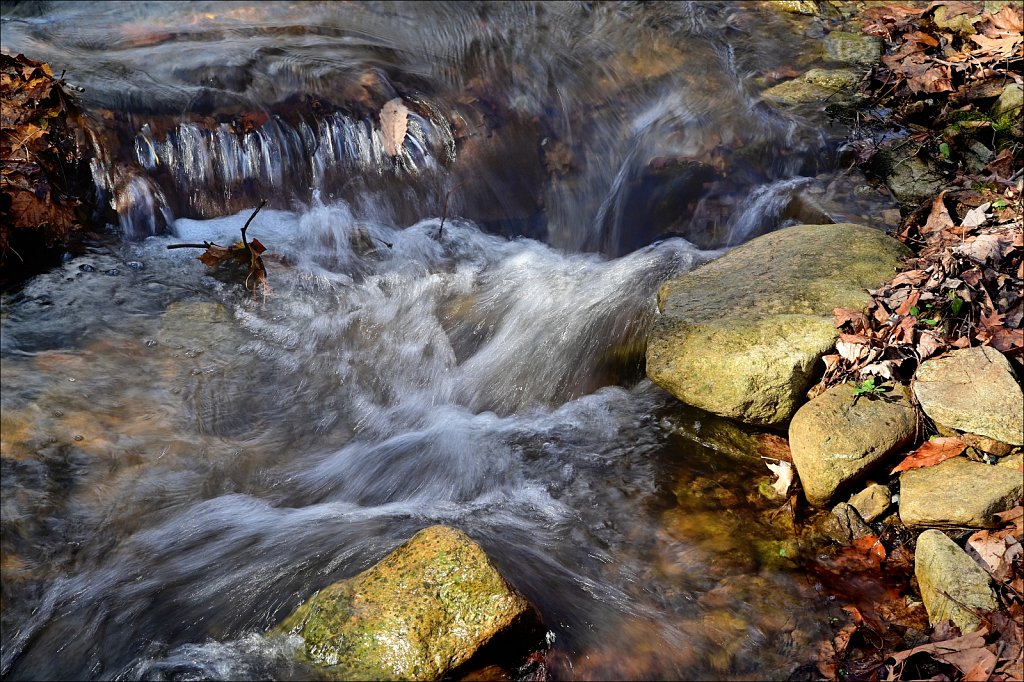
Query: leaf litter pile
820 2 1022 393
794 3 1024 681
0 52 94 268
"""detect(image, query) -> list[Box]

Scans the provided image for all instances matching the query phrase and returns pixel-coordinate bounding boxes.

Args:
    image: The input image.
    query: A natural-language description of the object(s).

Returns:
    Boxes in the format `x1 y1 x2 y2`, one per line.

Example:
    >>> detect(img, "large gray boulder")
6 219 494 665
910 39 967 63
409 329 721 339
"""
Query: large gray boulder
790 382 917 506
914 346 1024 446
900 457 1024 528
915 529 998 633
647 223 910 425
276 526 538 680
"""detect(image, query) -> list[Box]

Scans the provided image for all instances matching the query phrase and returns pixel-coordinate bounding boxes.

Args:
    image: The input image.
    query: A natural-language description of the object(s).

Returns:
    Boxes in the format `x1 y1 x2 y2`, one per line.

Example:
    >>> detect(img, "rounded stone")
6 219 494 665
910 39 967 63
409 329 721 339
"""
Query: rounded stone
914 346 1024 446
915 529 998 633
789 382 917 506
276 525 537 680
647 223 910 425
899 456 1024 528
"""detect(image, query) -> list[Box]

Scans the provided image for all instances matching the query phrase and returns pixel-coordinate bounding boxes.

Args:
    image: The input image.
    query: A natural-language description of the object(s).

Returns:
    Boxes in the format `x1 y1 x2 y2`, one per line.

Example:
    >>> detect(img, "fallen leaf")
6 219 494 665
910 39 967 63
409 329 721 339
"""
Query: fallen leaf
890 436 967 474
967 528 1021 581
986 3 1024 33
379 97 409 157
764 458 794 497
834 307 870 332
923 192 955 236
887 627 989 675
961 201 992 228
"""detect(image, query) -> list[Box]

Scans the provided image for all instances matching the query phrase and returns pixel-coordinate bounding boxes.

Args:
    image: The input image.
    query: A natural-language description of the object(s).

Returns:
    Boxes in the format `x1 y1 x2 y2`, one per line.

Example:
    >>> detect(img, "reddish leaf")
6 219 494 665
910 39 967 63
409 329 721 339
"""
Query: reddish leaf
891 437 967 474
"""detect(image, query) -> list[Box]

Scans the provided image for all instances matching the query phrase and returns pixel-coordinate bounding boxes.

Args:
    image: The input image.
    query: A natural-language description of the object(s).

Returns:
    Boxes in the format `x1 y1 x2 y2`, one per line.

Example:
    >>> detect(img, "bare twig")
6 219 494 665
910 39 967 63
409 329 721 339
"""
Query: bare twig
436 182 466 239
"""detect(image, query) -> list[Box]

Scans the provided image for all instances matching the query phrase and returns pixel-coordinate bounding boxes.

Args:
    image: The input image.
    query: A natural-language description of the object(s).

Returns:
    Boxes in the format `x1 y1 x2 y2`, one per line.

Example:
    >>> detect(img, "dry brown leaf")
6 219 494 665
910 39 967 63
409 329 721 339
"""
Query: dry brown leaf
987 3 1024 33
834 307 870 332
961 202 992 228
764 458 794 497
955 233 1007 264
923 192 955 236
969 32 1023 60
891 269 929 287
967 528 1021 581
994 505 1024 534
891 437 966 474
917 330 945 360
887 627 989 672
379 97 409 157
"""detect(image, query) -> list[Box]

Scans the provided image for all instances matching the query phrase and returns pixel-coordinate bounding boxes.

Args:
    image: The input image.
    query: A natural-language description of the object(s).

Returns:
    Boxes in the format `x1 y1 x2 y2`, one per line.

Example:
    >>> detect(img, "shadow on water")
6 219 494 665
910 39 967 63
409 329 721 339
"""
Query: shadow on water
0 2 899 679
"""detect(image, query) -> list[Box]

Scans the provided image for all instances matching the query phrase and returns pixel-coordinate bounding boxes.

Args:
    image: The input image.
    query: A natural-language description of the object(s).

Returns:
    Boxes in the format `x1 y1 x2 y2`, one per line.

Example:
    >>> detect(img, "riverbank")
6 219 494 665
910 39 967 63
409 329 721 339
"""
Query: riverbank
659 2 1024 678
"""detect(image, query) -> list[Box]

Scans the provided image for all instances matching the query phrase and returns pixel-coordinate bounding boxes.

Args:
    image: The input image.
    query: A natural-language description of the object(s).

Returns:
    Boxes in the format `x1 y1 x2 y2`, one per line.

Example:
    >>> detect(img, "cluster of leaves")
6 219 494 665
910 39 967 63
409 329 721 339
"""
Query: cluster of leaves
820 190 1023 389
861 2 1021 97
0 53 93 265
818 1 1023 391
168 199 270 295
810 506 1023 681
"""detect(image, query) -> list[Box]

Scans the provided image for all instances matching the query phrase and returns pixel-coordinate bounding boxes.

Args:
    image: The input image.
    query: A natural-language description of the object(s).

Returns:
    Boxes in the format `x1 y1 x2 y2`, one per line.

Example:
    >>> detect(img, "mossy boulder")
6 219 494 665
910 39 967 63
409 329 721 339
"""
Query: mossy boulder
762 68 864 107
824 31 882 66
276 526 539 680
789 382 917 506
647 223 910 425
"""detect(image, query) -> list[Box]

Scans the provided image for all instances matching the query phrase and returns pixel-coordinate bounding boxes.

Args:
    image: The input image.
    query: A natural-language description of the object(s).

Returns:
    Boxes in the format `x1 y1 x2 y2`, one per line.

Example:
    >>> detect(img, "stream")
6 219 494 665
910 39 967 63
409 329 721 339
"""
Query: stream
1 2 901 679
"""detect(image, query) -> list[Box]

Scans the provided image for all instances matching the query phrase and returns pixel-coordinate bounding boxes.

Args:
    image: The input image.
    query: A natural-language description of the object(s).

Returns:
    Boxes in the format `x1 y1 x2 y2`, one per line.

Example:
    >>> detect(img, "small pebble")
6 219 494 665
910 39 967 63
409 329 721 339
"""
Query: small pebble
79 264 96 272
145 339 158 348
73 435 83 442
127 261 144 270
62 252 74 263
105 268 120 276
52 410 63 417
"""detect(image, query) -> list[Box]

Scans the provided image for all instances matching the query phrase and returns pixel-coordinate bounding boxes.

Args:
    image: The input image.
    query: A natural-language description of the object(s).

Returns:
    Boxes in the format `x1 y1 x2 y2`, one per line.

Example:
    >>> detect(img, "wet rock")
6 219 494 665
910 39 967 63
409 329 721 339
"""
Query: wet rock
648 224 909 426
915 529 998 633
849 483 892 523
914 346 1024 446
821 502 874 544
992 83 1023 120
824 31 882 66
900 457 1024 528
761 68 864 107
790 383 917 506
276 525 539 680
157 301 234 351
763 0 819 14
885 155 944 208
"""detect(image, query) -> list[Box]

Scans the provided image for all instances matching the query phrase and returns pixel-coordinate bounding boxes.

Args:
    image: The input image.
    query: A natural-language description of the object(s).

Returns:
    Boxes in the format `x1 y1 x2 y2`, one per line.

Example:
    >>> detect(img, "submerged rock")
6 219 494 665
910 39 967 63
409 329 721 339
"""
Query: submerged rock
647 223 909 425
899 457 1024 528
789 382 917 506
276 525 540 680
762 68 864 107
914 346 1024 446
915 529 998 633
824 31 882 66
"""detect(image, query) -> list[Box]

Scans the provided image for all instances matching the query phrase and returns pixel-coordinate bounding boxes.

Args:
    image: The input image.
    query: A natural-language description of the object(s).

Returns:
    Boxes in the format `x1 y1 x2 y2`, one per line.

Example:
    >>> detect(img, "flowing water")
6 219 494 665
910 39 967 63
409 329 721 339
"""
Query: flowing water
1 2 899 679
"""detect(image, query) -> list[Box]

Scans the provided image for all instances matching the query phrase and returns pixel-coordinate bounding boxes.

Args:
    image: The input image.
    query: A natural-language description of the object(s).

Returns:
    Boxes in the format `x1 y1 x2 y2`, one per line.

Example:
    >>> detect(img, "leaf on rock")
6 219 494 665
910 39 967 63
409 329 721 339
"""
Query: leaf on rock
890 436 966 474
379 97 409 157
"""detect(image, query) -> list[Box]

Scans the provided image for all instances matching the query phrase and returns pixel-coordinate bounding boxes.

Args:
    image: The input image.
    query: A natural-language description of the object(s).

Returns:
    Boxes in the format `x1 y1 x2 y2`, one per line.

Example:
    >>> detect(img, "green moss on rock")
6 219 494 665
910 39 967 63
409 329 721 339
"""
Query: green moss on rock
277 526 537 680
648 224 910 425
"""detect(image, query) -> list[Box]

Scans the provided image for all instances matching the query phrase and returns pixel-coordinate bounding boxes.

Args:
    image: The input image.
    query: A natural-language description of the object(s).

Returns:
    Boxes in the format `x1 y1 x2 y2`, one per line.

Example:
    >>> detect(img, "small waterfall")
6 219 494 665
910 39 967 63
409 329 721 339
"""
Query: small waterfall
92 103 456 239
